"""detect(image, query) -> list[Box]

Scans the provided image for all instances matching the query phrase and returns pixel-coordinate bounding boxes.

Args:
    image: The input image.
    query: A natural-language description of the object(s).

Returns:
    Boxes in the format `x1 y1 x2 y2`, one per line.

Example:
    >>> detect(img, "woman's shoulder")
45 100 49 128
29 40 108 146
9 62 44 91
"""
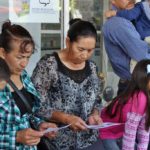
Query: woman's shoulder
132 91 147 115
88 60 97 71
134 91 147 102
40 53 56 63
21 70 30 79
88 60 96 66
36 53 57 68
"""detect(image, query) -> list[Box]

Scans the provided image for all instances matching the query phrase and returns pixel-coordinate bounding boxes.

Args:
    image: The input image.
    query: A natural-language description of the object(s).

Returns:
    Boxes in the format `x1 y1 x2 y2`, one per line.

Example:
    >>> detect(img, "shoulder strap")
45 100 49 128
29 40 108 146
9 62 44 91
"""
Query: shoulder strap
8 79 32 114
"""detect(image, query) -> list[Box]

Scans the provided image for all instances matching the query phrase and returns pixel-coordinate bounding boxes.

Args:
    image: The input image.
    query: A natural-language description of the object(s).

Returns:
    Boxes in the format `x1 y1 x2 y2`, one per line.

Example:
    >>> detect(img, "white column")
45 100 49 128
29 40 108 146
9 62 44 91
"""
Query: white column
62 0 69 48
102 0 119 96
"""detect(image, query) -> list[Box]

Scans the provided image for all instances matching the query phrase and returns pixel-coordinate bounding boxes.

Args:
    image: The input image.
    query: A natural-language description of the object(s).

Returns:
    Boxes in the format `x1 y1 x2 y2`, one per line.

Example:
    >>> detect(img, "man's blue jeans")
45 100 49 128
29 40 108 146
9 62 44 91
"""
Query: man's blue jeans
102 16 150 80
102 17 150 94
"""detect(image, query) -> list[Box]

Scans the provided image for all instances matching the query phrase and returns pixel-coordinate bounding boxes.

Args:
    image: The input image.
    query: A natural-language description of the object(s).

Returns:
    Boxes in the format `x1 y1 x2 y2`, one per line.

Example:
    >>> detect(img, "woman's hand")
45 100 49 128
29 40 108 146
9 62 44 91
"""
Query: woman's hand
16 128 43 146
88 114 103 125
39 122 57 138
66 115 87 131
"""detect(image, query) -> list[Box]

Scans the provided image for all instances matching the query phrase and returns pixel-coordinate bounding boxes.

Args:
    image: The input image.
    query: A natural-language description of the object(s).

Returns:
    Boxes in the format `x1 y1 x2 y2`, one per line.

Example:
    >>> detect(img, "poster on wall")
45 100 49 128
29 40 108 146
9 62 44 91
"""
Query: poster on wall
9 0 59 23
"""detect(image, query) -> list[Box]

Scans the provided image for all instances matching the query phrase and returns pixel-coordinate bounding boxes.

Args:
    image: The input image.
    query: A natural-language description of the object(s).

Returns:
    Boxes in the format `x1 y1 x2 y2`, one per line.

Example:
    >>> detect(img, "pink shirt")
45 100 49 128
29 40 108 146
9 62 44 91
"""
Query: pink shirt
99 91 150 150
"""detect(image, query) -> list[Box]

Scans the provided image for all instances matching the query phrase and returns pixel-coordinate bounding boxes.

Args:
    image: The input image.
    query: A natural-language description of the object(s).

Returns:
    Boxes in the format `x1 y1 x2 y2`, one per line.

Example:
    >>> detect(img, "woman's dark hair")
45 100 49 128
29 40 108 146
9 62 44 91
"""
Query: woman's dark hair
69 18 82 26
106 59 150 131
0 57 10 81
67 20 97 42
0 20 35 53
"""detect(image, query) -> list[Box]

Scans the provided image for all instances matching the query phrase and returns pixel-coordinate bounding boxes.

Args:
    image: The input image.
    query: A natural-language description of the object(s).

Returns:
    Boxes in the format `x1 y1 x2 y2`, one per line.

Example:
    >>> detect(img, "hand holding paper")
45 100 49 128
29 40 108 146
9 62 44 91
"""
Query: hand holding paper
39 122 57 138
42 122 122 134
85 122 123 129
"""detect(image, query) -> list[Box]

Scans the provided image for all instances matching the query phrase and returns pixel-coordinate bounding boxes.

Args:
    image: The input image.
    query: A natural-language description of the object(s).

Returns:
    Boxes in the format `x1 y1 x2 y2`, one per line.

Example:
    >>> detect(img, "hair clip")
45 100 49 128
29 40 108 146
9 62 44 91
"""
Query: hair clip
147 64 150 74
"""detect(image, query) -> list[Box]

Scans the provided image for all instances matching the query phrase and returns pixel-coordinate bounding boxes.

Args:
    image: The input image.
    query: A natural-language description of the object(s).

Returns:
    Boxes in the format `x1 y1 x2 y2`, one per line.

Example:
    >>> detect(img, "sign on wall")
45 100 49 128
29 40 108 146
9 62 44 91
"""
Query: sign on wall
9 0 59 23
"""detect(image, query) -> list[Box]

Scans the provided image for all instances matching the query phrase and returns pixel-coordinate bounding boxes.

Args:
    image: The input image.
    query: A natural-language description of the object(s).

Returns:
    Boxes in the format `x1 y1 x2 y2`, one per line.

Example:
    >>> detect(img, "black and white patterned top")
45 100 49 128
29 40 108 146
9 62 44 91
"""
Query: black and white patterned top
32 52 102 150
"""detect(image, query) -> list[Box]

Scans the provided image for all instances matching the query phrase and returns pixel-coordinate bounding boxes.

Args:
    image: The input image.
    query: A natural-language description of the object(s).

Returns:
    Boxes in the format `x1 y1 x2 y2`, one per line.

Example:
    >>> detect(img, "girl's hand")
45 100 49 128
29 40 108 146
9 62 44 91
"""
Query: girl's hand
88 115 103 125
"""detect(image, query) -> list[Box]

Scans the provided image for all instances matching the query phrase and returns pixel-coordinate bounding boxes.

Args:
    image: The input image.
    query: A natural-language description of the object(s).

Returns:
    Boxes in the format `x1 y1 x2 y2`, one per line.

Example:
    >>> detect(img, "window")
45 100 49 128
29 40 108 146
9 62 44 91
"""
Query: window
0 0 108 75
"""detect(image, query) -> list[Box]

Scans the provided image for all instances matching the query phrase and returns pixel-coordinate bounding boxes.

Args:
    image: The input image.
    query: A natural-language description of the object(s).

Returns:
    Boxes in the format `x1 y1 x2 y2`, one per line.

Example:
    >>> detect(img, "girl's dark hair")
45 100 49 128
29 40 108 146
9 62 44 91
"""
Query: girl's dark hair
0 57 10 81
68 20 97 42
106 59 150 131
0 20 35 53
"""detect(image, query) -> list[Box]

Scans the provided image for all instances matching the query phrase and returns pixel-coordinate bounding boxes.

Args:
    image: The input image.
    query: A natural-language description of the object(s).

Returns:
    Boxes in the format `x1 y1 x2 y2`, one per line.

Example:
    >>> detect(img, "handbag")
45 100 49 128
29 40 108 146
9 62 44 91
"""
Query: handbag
8 79 57 150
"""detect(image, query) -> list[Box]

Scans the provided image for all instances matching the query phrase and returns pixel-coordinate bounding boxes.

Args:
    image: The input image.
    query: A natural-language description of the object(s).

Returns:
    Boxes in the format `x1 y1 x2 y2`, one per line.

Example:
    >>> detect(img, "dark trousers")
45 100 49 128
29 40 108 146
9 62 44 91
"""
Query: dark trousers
77 139 106 150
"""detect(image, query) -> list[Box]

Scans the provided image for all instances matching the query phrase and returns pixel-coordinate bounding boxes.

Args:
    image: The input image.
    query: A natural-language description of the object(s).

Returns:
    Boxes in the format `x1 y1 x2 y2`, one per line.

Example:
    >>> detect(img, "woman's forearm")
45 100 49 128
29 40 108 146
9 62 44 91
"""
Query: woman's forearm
50 111 71 124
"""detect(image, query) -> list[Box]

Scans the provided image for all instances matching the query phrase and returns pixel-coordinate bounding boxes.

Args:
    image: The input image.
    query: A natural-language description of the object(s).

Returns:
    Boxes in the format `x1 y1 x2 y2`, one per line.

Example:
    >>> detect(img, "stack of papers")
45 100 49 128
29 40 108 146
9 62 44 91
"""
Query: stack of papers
43 124 71 134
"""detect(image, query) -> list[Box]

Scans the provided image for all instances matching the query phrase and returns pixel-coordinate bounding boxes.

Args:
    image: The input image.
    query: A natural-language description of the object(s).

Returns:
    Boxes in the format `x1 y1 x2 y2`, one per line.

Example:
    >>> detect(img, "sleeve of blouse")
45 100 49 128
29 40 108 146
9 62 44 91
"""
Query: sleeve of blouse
0 123 16 149
122 112 142 150
136 116 150 150
122 92 148 150
31 55 56 119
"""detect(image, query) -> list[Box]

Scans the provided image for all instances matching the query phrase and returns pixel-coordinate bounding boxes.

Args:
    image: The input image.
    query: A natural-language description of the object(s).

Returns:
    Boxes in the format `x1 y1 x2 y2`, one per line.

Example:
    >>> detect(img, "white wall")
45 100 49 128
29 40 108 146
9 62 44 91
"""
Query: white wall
0 0 41 76
22 24 41 76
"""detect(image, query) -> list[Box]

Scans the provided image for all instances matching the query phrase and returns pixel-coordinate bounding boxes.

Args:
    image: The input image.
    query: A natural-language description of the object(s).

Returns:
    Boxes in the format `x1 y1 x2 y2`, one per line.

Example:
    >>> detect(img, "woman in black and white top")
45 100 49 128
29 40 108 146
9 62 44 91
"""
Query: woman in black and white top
32 19 104 150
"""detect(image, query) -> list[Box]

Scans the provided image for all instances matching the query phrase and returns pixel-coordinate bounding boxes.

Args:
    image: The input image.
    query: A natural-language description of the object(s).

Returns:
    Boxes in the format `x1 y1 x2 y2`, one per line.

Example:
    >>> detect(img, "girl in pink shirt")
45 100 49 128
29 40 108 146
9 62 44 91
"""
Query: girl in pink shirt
99 59 150 150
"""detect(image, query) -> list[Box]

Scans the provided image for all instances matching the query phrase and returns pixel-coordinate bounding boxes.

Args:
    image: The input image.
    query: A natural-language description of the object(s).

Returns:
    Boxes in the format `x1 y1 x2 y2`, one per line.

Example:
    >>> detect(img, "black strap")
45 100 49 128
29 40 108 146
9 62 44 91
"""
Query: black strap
8 79 32 114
